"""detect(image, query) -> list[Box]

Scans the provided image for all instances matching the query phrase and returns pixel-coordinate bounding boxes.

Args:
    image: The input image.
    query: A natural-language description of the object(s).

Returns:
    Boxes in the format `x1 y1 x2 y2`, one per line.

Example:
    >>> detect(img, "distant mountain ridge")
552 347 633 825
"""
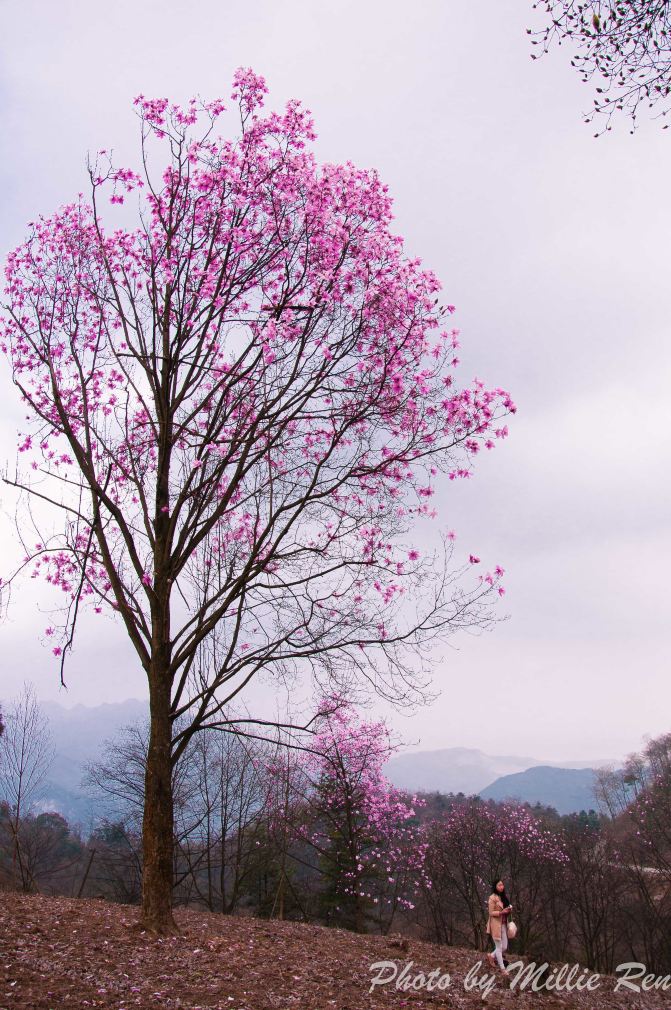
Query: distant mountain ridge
18 701 618 823
384 746 618 814
479 765 600 815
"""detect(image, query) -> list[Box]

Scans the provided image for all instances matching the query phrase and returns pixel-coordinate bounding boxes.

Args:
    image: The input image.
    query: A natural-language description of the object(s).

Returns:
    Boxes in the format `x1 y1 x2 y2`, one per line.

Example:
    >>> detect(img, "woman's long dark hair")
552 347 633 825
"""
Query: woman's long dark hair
491 879 510 909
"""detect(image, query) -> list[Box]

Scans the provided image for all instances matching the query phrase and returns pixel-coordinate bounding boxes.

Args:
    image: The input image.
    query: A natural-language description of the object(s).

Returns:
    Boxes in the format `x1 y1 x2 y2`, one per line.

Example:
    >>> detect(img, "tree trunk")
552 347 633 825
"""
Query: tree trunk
141 671 177 933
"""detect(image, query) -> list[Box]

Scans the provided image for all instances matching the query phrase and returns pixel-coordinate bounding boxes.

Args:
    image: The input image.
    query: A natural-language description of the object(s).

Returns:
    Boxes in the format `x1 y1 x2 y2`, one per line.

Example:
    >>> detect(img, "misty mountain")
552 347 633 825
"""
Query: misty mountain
384 746 615 801
38 698 148 827
18 702 616 825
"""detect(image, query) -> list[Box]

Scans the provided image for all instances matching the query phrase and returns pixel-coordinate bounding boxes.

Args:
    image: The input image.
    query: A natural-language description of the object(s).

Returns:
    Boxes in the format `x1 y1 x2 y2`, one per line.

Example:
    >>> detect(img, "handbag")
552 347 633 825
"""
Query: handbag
506 919 518 939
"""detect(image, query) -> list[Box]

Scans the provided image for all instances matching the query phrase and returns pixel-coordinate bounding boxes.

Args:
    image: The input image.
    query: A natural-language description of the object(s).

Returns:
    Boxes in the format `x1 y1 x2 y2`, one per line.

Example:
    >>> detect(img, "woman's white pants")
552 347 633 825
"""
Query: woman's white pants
493 924 508 970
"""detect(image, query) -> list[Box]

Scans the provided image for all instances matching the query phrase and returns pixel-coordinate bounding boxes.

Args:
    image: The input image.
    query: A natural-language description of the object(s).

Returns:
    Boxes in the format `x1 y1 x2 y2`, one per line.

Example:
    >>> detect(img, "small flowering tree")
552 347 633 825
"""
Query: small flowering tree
592 733 671 971
627 774 671 873
0 70 512 933
619 770 671 969
420 797 568 949
274 703 427 933
492 801 570 953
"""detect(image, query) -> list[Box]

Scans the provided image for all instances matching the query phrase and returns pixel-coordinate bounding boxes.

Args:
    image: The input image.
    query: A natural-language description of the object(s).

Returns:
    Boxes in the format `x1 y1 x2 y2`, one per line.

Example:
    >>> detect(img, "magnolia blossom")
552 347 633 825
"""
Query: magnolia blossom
269 701 428 928
1 69 512 670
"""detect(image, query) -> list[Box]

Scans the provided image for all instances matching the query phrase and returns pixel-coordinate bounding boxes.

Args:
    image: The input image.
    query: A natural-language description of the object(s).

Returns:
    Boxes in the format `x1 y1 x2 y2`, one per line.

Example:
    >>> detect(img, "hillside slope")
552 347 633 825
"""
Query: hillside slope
2 893 668 1010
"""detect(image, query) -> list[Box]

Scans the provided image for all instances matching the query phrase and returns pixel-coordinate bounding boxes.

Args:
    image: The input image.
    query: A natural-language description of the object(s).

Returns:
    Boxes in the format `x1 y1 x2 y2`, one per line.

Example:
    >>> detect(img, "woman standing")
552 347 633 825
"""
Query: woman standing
486 879 513 973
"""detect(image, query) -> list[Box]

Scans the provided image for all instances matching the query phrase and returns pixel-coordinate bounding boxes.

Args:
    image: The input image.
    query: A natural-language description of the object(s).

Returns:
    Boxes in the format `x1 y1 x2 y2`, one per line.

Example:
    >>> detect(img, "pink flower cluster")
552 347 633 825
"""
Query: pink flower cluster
0 69 514 658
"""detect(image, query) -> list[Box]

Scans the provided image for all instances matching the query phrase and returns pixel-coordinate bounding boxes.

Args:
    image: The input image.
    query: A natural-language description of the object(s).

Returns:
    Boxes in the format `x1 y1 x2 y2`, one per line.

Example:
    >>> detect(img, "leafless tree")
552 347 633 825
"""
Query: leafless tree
175 729 272 913
530 1 671 131
84 722 147 835
0 683 55 891
85 718 281 913
16 812 84 895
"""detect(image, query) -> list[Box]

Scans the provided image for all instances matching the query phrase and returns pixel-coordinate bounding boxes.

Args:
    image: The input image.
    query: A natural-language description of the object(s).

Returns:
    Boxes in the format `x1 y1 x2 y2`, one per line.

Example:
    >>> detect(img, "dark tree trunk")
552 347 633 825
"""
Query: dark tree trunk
141 351 176 934
141 666 177 933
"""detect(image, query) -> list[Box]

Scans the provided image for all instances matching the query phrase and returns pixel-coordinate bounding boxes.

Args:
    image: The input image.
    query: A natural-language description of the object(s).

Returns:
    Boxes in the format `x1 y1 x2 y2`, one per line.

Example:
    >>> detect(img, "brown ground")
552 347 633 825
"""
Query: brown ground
1 893 669 1010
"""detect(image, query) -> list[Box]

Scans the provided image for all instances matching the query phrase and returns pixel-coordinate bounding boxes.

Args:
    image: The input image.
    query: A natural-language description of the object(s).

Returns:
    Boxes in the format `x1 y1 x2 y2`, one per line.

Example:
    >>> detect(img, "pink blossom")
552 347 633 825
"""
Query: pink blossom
0 70 513 682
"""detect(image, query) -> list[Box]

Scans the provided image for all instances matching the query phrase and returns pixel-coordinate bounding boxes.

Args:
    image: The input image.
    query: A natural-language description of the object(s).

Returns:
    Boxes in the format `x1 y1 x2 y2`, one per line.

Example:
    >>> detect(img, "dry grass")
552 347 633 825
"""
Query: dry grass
1 893 668 1010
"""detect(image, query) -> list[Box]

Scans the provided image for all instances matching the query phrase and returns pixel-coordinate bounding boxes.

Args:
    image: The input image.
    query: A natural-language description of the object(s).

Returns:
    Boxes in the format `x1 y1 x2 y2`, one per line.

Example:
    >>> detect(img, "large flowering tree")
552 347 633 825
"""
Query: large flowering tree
0 70 513 932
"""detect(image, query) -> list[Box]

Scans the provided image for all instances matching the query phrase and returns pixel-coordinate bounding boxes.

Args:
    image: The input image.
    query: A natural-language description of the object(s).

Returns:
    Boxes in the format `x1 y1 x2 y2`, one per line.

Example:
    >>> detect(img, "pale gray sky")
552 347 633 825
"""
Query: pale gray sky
1 0 669 763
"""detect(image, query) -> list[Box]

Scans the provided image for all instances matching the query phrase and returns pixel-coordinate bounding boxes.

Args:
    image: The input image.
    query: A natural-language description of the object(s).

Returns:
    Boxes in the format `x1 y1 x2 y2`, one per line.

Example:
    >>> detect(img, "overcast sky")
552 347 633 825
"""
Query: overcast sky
1 0 669 764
